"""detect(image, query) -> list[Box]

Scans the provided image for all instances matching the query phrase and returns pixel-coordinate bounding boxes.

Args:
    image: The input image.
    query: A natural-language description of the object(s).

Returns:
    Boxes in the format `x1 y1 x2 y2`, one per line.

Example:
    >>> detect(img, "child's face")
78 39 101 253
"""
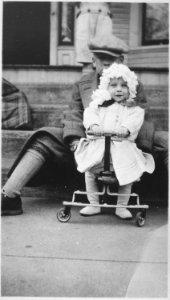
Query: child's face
108 77 129 102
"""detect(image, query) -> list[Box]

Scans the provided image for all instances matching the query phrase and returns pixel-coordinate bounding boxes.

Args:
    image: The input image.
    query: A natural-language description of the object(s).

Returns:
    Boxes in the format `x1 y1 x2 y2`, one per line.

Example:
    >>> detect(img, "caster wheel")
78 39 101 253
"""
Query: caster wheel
57 207 71 223
136 210 146 227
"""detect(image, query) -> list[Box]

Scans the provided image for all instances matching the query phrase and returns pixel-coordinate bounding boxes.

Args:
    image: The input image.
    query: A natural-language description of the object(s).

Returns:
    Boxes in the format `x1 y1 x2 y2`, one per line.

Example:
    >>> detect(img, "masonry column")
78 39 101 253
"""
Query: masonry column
75 2 113 73
49 2 58 65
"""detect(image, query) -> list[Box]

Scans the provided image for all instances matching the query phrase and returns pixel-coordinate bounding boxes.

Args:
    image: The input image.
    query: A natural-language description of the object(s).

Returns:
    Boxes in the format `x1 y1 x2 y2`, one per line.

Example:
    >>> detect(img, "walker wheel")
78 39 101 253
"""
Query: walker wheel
57 207 71 223
135 210 146 227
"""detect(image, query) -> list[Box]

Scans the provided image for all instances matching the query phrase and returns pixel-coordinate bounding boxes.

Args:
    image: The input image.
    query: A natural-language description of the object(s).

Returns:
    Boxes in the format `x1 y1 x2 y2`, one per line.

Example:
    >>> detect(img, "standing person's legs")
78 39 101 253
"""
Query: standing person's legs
80 171 101 216
115 183 133 219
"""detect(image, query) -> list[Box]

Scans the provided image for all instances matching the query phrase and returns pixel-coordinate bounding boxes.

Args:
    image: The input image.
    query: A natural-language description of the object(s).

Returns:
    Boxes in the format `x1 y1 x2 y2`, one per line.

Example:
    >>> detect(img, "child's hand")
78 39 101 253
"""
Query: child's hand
116 127 130 137
91 124 103 136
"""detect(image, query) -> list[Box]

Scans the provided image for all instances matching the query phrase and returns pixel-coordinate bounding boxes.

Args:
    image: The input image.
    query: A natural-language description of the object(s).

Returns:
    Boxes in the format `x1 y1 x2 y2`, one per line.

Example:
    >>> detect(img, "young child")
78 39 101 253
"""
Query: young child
75 63 155 219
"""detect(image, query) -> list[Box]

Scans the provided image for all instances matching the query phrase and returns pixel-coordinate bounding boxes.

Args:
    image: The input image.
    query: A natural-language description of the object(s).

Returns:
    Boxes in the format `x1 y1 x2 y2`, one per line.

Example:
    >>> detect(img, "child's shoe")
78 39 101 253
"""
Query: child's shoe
80 206 101 216
115 207 132 219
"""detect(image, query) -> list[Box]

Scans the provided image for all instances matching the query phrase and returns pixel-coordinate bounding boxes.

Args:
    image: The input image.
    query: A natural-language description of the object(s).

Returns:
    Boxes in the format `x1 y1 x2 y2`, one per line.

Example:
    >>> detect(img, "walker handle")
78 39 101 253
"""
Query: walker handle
87 130 125 138
87 130 117 137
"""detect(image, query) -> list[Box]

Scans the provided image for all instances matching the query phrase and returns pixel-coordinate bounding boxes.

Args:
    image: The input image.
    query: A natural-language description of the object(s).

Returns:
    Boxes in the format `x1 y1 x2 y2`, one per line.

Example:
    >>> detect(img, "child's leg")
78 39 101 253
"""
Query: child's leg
115 183 133 219
85 171 100 204
80 171 101 216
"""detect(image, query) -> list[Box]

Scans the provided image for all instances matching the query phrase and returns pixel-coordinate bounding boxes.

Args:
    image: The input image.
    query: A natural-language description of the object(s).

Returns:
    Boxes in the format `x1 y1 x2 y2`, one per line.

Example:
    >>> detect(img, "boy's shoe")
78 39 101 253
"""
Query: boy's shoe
80 206 101 216
115 207 132 219
1 194 23 216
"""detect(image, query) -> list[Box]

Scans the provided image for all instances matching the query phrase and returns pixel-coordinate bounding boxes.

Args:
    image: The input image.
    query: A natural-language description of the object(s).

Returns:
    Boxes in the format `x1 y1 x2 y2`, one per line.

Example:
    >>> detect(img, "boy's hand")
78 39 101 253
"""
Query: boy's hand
69 139 80 152
116 127 130 137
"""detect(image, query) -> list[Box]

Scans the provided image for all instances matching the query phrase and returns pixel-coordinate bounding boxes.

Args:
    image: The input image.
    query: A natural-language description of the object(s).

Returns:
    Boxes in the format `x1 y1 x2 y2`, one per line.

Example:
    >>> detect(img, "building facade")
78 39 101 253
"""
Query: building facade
2 1 169 130
3 2 169 67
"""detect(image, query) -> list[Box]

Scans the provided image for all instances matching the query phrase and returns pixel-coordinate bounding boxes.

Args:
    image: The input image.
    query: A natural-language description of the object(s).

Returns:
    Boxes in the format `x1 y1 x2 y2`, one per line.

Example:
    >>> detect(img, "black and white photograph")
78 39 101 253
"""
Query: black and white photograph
1 0 169 297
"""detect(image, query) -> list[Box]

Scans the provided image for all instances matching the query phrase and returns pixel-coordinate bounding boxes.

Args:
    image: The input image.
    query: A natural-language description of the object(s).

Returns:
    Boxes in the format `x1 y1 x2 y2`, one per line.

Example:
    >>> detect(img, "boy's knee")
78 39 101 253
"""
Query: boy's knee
153 131 168 151
30 138 51 161
153 131 168 170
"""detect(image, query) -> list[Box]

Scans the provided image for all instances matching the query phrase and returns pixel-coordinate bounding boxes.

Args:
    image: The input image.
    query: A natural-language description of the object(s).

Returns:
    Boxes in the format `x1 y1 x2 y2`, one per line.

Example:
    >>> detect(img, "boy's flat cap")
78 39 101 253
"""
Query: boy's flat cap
88 34 128 57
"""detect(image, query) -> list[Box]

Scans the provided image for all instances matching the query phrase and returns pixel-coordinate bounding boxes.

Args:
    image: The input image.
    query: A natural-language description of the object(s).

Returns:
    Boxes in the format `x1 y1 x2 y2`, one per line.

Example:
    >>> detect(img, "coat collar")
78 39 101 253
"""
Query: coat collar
79 71 99 108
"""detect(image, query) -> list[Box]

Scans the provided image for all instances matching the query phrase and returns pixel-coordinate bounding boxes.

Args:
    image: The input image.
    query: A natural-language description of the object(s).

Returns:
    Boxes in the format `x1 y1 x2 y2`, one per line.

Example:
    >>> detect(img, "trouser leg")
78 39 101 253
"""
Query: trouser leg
2 133 53 197
2 149 46 198
3 128 76 196
1 130 77 215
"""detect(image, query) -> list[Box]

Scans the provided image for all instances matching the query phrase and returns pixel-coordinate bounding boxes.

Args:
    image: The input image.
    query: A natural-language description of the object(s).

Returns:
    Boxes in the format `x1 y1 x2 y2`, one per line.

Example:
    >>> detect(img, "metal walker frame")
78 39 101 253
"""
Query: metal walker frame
57 133 149 226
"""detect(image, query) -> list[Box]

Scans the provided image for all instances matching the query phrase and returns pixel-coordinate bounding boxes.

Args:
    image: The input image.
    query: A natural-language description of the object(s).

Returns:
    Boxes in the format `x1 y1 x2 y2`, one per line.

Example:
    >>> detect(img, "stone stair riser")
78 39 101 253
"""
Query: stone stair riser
31 104 68 129
2 131 32 158
18 84 73 105
2 104 168 158
31 105 168 130
145 87 168 107
17 84 168 105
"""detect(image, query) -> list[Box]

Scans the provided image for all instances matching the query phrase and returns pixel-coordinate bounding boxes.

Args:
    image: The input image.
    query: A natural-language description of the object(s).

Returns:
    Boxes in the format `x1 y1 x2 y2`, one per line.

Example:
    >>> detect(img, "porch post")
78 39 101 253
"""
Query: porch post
49 2 58 65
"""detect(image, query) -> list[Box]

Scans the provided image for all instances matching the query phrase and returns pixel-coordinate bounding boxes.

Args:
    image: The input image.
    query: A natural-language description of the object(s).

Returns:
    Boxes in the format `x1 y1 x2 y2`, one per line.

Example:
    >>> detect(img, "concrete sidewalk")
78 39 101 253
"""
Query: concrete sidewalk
1 196 168 297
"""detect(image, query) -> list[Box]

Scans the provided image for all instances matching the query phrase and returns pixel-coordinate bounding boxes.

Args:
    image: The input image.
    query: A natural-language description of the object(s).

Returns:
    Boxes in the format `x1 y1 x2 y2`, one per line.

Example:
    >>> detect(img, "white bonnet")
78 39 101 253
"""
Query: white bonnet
91 63 138 108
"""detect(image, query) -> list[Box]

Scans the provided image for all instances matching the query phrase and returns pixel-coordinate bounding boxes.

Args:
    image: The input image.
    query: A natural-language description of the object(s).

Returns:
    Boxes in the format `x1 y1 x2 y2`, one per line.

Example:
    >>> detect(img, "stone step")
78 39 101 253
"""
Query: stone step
30 104 168 130
30 103 69 129
17 84 73 105
16 84 168 107
145 86 168 107
2 106 169 160
2 130 33 159
3 65 82 87
4 82 167 130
